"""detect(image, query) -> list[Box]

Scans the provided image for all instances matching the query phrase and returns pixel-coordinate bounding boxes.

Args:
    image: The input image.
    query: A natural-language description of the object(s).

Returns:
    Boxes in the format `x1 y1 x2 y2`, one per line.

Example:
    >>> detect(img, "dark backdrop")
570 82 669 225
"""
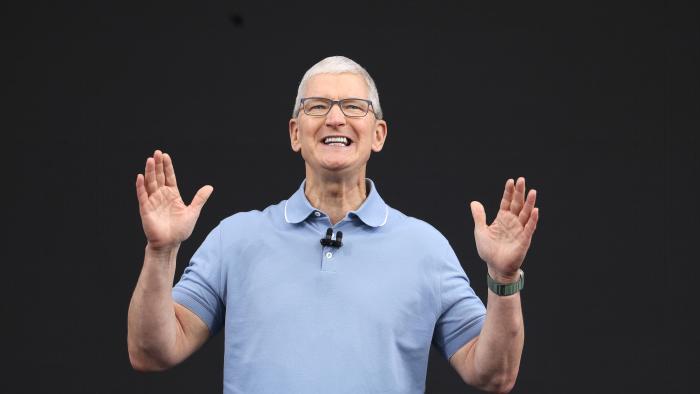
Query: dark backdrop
5 1 698 393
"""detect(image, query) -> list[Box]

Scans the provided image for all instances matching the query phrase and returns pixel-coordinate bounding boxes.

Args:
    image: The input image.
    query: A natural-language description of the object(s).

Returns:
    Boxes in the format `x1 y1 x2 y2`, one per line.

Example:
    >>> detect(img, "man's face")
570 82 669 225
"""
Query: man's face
289 73 387 177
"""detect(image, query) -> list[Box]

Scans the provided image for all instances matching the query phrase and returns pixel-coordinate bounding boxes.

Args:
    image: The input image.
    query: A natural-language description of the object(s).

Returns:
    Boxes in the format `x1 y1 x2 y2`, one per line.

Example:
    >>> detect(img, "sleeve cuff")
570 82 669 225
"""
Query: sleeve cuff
442 314 486 360
172 287 221 335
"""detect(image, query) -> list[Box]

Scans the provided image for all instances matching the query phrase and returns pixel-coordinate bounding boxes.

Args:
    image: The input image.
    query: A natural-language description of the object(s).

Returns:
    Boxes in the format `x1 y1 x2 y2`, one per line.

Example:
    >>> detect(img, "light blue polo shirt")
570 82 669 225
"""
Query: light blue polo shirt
172 178 486 393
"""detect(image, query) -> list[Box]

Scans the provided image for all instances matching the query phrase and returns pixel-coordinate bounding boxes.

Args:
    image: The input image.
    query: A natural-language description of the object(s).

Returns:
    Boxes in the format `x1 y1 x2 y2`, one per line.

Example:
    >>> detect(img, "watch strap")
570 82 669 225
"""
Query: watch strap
487 269 524 296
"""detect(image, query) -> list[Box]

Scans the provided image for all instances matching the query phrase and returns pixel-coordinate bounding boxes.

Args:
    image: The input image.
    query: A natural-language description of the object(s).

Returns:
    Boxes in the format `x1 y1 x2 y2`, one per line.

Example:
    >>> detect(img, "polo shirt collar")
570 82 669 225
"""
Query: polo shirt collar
284 178 389 227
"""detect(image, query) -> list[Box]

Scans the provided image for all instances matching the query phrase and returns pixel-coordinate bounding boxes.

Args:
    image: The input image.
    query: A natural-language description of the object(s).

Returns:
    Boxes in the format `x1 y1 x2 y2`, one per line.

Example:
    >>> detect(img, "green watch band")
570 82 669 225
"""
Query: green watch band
487 269 524 296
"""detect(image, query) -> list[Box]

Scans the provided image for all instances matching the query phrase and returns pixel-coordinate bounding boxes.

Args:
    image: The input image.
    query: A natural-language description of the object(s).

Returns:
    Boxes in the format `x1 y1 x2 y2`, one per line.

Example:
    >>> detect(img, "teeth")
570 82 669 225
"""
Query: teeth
324 136 349 145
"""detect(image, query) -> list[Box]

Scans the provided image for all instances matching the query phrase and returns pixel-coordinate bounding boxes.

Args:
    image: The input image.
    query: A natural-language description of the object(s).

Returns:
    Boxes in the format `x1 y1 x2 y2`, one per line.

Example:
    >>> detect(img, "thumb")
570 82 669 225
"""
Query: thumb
190 185 214 213
469 201 487 229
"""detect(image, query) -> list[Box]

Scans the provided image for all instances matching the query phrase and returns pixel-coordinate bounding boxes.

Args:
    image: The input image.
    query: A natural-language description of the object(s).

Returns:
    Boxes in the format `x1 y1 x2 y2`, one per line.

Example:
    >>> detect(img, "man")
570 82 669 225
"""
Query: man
127 56 539 393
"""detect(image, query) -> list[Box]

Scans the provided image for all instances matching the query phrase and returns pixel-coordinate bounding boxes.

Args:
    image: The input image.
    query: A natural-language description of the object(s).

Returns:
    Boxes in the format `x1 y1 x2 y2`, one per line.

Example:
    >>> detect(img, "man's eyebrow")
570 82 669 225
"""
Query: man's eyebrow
313 96 366 100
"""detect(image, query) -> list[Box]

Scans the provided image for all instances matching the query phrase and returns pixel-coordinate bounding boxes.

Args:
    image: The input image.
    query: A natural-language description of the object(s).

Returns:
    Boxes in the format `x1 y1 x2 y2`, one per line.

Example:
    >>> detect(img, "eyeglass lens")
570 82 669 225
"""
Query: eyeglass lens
303 98 369 117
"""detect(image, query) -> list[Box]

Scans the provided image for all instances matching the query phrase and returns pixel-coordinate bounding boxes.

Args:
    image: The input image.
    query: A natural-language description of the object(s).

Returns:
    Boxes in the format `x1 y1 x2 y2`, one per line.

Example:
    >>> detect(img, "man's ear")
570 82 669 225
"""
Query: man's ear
289 118 301 152
371 119 388 152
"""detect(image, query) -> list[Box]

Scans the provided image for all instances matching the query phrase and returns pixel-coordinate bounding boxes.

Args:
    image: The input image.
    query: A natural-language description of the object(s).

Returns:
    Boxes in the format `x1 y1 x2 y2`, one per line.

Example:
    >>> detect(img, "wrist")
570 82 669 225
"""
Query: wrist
487 268 521 284
145 242 180 257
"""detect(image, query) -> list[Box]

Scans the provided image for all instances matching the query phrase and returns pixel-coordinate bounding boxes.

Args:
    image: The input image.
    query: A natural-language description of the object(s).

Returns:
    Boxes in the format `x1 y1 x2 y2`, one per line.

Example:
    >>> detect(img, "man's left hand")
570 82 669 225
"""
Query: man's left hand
470 177 539 283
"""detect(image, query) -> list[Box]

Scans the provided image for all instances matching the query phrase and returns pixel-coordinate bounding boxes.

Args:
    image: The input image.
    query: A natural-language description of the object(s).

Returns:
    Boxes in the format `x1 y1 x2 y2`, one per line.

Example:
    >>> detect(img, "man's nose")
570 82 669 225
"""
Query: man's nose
325 103 346 127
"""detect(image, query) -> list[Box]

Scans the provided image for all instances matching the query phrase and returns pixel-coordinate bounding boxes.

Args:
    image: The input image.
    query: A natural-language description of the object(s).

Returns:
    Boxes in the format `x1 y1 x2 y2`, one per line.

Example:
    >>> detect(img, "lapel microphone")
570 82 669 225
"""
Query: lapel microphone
320 228 343 248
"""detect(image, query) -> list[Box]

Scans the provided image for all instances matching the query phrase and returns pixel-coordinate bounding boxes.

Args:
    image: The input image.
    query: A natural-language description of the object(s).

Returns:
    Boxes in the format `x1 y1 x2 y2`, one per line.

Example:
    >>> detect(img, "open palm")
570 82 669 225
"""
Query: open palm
470 177 539 280
136 150 213 250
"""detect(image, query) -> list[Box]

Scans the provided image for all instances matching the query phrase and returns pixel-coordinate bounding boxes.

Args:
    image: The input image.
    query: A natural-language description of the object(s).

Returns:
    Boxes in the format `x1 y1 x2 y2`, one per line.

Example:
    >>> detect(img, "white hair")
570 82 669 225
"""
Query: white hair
292 56 383 119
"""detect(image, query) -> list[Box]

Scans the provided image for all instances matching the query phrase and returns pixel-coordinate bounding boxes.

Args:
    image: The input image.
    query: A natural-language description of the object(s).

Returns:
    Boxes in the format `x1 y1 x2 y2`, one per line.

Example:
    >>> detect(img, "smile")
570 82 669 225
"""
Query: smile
321 136 353 146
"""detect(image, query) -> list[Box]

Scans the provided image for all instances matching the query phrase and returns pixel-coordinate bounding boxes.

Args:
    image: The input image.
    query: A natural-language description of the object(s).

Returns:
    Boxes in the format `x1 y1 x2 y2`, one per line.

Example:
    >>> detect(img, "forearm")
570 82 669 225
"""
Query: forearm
127 244 182 370
462 283 524 393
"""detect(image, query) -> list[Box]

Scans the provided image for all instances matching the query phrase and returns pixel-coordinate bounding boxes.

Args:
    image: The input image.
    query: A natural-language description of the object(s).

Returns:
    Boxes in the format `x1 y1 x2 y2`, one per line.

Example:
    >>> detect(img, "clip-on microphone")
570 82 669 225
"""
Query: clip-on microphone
320 228 343 248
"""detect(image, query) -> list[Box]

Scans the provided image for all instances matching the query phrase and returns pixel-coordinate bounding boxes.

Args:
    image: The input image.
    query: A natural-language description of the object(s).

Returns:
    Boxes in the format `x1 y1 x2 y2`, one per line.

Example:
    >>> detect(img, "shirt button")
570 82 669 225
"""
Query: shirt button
314 211 321 217
325 252 333 259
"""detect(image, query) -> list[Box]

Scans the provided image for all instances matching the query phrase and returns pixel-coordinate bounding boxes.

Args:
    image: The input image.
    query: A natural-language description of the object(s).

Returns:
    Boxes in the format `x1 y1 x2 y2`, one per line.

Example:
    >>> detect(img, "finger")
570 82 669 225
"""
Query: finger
518 189 537 226
145 157 158 195
510 177 526 215
163 153 178 187
470 201 487 230
499 178 515 211
154 150 165 187
135 174 149 208
189 185 214 213
522 207 539 239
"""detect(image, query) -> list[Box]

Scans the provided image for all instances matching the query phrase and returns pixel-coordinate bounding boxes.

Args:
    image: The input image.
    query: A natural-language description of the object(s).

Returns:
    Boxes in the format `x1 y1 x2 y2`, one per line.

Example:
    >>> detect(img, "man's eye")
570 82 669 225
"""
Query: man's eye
310 104 328 110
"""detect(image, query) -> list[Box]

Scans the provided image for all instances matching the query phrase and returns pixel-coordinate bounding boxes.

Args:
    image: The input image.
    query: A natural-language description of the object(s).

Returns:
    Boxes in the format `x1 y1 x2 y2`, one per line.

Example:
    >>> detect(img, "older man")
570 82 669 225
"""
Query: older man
128 56 539 393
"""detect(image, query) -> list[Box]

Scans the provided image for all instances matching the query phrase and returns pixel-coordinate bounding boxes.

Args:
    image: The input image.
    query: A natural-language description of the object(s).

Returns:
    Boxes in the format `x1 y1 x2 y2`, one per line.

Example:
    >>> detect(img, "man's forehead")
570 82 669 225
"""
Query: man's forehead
304 73 368 99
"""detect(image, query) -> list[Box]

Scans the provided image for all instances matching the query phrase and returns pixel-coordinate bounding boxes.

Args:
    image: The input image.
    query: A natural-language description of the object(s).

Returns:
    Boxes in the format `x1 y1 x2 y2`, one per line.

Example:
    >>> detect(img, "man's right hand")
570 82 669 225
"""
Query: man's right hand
136 150 214 251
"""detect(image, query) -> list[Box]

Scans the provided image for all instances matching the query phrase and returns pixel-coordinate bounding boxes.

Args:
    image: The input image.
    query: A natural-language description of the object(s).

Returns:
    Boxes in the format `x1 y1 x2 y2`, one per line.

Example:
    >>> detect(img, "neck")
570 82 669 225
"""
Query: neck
304 167 368 225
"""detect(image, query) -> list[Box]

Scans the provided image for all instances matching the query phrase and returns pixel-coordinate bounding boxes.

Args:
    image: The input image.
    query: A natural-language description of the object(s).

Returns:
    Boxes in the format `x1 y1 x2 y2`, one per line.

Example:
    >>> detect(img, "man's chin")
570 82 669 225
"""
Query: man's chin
320 164 352 173
312 161 364 176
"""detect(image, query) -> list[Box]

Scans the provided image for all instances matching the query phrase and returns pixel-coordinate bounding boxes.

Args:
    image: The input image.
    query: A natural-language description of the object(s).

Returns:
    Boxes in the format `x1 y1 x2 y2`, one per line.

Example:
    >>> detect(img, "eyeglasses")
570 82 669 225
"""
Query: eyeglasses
300 97 375 118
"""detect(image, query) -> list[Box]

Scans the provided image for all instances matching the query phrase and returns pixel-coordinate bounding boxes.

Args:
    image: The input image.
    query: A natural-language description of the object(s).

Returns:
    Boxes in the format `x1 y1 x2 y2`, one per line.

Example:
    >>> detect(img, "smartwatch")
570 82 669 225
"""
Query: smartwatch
487 269 524 296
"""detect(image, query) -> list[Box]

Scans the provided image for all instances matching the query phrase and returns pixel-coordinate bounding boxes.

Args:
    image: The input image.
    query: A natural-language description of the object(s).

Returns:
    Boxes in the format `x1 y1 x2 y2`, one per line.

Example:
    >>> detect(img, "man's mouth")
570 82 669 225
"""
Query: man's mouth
321 136 352 147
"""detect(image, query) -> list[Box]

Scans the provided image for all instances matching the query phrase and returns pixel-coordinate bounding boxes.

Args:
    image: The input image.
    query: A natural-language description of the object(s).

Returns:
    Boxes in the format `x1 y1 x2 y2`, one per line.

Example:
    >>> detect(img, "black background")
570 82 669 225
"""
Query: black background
5 1 698 393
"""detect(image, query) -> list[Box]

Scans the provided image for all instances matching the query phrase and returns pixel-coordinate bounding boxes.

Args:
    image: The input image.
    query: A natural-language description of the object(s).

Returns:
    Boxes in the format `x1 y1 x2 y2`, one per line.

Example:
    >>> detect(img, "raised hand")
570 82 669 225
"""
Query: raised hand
469 177 539 282
135 150 214 250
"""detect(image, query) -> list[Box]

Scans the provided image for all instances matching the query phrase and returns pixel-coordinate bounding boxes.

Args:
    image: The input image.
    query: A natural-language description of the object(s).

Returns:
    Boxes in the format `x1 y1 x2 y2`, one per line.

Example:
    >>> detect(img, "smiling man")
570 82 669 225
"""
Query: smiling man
127 56 539 394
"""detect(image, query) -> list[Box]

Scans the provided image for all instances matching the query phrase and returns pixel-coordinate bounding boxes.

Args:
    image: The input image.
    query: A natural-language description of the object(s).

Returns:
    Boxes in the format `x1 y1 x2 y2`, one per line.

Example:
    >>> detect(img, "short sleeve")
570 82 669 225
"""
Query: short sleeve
432 243 486 360
172 224 225 336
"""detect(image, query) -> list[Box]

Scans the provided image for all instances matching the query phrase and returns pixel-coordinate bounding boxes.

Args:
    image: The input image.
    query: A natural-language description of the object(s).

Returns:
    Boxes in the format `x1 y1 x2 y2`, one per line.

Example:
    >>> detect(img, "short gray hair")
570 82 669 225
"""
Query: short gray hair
292 56 383 120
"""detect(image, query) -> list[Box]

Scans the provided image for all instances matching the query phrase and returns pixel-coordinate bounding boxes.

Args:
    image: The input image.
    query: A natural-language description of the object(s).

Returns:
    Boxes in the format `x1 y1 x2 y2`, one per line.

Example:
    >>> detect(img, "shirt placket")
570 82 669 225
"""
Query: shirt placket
310 210 344 272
